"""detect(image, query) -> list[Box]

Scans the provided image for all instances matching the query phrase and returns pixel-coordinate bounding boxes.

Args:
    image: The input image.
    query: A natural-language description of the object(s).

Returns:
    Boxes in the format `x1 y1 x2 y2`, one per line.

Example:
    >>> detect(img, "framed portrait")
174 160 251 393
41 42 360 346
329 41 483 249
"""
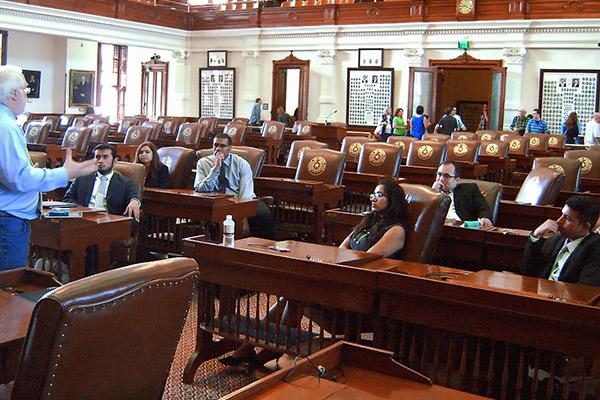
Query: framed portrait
69 69 95 107
346 68 394 127
207 50 227 67
22 70 41 99
199 68 235 119
0 30 7 65
358 48 384 68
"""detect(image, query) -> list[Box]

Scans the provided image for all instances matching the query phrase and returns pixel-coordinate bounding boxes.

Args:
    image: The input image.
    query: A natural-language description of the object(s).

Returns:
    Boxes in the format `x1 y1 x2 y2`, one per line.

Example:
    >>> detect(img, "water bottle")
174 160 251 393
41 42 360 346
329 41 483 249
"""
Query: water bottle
222 215 235 247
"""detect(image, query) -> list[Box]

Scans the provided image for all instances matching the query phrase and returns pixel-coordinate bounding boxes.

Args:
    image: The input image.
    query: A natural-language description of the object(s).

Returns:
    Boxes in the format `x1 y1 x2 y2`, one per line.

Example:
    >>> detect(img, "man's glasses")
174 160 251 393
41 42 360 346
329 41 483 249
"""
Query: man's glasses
213 143 229 148
369 192 386 201
436 172 457 179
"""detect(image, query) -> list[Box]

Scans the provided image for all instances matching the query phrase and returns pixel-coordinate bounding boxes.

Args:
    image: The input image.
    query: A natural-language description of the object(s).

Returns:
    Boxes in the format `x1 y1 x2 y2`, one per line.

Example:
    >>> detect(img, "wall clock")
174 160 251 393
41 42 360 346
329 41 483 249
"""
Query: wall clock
456 0 475 19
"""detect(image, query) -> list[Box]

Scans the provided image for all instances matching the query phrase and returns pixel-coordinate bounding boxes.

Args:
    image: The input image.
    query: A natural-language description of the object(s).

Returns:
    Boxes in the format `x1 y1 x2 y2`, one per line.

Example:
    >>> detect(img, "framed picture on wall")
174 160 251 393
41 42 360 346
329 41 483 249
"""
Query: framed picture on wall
0 30 7 65
358 48 384 68
69 69 95 107
346 68 394 127
199 68 235 119
207 51 227 67
22 70 41 99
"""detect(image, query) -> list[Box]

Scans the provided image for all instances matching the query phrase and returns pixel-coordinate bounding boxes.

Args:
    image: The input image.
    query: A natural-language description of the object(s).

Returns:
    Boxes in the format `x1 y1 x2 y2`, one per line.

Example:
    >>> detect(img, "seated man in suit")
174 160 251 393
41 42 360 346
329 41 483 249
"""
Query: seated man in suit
194 133 275 239
432 161 493 228
521 196 600 287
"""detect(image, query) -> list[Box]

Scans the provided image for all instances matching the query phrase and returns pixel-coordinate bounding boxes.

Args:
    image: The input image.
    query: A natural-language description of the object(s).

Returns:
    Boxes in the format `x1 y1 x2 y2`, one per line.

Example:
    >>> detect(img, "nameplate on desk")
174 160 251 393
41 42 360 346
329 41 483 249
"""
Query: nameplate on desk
43 208 83 218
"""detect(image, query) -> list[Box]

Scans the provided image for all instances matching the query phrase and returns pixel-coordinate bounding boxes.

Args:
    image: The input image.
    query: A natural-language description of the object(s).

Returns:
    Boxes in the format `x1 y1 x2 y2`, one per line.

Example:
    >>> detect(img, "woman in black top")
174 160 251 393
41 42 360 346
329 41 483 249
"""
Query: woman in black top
339 179 409 259
134 141 170 188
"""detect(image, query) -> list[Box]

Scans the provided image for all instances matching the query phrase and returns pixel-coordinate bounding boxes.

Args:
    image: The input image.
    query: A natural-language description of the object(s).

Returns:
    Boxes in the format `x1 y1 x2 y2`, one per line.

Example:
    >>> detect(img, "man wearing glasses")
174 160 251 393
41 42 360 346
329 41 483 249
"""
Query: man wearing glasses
0 65 97 271
432 161 493 228
194 133 275 238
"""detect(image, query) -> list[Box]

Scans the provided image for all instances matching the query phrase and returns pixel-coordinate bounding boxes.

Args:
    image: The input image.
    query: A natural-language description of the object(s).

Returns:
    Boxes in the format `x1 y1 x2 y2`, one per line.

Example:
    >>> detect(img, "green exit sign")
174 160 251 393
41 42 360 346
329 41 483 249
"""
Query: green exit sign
458 40 470 49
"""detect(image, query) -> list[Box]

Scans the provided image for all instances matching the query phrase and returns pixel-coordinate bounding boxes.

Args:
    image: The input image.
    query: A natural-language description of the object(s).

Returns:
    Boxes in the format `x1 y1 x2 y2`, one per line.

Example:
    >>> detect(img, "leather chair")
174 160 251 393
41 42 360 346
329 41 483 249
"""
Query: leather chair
477 140 509 158
293 121 313 136
24 121 50 144
11 258 198 400
444 140 480 163
287 140 328 168
532 157 581 192
507 136 529 156
61 127 91 157
41 115 59 131
422 133 450 142
564 150 600 179
231 146 266 177
515 167 565 206
85 114 109 124
113 161 146 195
117 117 142 135
29 151 48 168
231 117 249 125
357 142 402 176
295 149 346 185
476 130 499 141
406 141 447 167
159 117 184 137
399 184 451 263
176 122 207 147
87 123 110 146
223 122 246 145
341 136 375 164
589 144 600 152
198 116 219 135
387 136 417 161
141 121 164 141
451 131 476 140
58 114 77 131
157 146 196 189
124 126 152 146
460 179 503 225
71 116 92 128
499 131 521 142
261 121 286 140
524 133 550 151
548 134 566 150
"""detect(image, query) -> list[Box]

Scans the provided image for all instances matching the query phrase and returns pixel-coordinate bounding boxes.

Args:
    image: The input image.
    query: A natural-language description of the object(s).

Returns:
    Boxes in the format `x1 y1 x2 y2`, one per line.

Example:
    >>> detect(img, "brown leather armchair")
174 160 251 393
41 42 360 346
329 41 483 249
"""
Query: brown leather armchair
477 140 509 158
85 114 110 125
532 157 581 192
357 142 402 176
117 117 142 135
548 134 566 150
223 122 246 145
444 140 480 163
198 117 219 135
113 161 146 195
499 131 521 142
231 146 266 177
399 184 451 263
341 136 375 164
293 121 313 136
61 127 91 157
29 151 48 168
11 258 198 400
589 144 600 152
157 146 196 189
24 121 50 144
507 136 529 156
176 123 207 147
295 148 346 185
386 136 417 162
515 167 565 206
422 133 450 142
451 131 476 140
141 121 164 141
41 115 59 131
231 117 249 125
524 133 550 151
87 123 110 146
71 116 92 128
476 130 499 141
287 140 328 168
124 126 152 146
460 179 503 225
261 121 286 139
58 114 77 131
406 141 447 167
159 117 184 137
564 150 600 179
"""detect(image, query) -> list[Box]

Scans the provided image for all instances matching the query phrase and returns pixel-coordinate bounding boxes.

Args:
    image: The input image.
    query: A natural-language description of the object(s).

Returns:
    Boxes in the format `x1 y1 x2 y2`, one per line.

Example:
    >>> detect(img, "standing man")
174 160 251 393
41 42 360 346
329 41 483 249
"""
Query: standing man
584 112 600 145
510 108 529 135
249 98 262 126
451 106 466 131
525 108 549 134
0 65 97 271
436 107 459 135
377 107 393 143
520 196 600 287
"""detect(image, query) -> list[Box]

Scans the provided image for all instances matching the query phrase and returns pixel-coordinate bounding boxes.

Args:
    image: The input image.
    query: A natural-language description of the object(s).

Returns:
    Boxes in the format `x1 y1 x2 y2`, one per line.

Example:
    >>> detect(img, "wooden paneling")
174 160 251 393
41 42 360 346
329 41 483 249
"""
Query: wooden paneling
260 5 335 27
29 0 117 18
117 1 188 29
188 8 259 30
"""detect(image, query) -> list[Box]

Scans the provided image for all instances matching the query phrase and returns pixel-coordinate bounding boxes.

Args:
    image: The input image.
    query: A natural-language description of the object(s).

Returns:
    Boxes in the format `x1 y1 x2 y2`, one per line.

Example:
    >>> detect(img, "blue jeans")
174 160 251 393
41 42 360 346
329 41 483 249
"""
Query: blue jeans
0 213 31 271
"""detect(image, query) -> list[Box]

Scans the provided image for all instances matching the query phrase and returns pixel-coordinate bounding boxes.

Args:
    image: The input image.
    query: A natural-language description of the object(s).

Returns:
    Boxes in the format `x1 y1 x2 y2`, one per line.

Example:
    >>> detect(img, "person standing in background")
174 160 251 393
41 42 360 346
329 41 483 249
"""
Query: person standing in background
562 112 581 144
452 106 466 131
249 98 262 126
377 107 393 142
408 105 430 139
479 104 489 130
392 108 406 136
584 113 600 145
510 108 529 135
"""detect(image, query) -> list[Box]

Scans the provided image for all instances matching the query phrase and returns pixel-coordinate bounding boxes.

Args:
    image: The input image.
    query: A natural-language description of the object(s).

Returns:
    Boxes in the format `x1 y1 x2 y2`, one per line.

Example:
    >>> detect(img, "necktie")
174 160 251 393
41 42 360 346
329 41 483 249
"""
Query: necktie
98 175 108 196
217 165 228 193
549 242 570 281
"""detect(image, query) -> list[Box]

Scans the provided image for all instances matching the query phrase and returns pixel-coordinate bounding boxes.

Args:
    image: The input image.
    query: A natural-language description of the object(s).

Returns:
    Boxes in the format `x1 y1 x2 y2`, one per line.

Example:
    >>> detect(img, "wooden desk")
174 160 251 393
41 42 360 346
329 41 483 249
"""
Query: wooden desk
476 155 516 184
30 208 132 281
496 200 562 230
139 189 258 256
260 164 296 179
224 341 489 400
243 133 283 164
312 124 346 150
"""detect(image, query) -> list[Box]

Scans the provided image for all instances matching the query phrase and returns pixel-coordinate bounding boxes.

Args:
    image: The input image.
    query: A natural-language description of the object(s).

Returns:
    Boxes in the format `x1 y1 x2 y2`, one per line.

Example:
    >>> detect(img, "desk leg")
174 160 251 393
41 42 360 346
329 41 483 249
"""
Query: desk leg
97 244 112 274
70 251 86 281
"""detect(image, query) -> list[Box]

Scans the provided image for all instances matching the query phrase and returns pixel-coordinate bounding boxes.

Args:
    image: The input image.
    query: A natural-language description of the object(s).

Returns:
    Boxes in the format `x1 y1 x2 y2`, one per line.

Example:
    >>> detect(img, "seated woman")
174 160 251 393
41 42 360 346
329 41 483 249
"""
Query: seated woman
339 179 409 258
276 106 292 127
134 141 170 188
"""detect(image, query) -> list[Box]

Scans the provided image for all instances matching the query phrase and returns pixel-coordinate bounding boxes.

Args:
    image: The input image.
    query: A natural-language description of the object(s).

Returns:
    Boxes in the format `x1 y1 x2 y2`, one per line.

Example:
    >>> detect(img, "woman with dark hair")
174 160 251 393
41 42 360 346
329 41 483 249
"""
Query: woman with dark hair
339 179 409 258
562 111 581 144
408 105 429 139
134 141 170 188
276 106 292 127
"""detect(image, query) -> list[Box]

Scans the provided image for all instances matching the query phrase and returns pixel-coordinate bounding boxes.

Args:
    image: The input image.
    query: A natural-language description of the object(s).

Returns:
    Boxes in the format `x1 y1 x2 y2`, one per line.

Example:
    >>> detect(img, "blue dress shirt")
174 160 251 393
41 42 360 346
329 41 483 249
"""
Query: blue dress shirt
194 153 255 199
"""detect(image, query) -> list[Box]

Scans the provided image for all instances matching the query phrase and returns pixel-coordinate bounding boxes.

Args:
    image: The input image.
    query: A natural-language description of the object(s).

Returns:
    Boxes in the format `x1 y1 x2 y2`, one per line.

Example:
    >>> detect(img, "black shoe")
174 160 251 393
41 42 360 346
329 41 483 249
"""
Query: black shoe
218 351 258 368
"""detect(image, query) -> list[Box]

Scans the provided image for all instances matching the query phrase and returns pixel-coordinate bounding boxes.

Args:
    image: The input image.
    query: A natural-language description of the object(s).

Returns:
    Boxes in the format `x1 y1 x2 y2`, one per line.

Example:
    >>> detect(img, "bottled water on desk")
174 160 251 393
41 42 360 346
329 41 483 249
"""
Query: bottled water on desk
223 214 235 247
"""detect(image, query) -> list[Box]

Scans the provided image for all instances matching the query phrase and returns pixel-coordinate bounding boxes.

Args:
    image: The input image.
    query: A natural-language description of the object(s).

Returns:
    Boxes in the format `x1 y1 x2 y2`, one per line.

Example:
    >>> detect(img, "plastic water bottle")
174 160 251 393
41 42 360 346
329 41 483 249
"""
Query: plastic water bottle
222 215 235 247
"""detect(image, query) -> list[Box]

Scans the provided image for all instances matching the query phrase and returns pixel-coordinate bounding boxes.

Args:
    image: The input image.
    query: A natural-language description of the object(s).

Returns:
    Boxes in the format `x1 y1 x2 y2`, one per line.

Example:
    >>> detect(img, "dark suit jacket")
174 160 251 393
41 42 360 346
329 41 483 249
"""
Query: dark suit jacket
452 183 492 221
520 233 600 287
145 163 170 189
63 172 140 215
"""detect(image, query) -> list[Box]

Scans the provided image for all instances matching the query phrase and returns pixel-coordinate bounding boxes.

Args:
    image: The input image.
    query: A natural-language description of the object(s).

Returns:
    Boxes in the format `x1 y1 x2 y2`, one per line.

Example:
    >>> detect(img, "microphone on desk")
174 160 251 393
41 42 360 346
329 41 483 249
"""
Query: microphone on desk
324 110 337 126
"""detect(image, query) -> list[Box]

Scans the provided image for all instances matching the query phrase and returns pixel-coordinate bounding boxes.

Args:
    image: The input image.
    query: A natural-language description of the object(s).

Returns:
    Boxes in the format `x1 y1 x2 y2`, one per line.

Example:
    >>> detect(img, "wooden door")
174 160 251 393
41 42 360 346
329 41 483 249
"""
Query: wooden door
407 66 440 126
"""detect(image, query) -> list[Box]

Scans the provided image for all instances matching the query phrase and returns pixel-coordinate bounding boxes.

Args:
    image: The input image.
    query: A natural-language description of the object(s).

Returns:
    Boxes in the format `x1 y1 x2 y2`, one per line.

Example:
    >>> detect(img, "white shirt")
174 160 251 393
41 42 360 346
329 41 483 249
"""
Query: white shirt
453 114 466 130
584 119 600 145
445 192 461 221
88 171 114 210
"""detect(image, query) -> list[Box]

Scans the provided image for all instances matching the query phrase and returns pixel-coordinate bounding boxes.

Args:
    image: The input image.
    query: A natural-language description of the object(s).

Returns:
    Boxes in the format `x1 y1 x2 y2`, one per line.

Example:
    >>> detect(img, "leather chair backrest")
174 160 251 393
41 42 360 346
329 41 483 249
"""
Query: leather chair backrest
159 117 183 136
176 123 206 146
450 131 476 140
223 122 246 145
499 131 520 142
88 123 110 144
589 144 600 152
29 151 47 168
261 121 286 139
422 133 450 142
294 121 313 136
231 117 249 126
295 149 346 185
400 184 451 263
476 130 499 141
141 121 164 140
117 117 140 134
41 115 59 131
357 142 403 176
231 146 266 177
387 136 417 158
157 146 196 189
477 140 509 158
59 114 77 130
532 157 581 192
341 136 375 163
460 179 503 225
287 140 328 168
564 150 600 179
24 121 51 144
515 167 564 206
124 125 152 146
507 136 529 156
548 134 566 149
113 161 146 194
198 117 219 134
85 114 109 125
406 140 447 167
524 133 549 151
71 116 92 128
61 127 91 154
11 258 198 400
444 140 480 163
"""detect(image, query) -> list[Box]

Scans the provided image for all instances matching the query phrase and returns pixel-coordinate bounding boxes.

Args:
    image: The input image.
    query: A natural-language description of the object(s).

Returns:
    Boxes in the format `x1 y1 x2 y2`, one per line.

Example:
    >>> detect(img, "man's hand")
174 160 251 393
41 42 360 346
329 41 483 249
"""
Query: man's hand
63 148 98 179
432 181 445 193
533 219 559 239
125 199 141 222
478 217 493 228
212 151 224 172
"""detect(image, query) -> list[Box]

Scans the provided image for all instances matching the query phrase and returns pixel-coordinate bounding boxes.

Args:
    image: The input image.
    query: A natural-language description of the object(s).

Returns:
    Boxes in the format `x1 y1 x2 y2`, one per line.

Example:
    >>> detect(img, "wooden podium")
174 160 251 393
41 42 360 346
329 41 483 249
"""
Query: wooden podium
311 123 347 150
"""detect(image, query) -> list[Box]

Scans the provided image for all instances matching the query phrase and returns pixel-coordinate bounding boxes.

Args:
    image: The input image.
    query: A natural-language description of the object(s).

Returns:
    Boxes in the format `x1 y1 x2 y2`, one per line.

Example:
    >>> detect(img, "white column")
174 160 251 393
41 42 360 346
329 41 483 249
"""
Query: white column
241 50 261 119
502 47 527 130
316 49 337 123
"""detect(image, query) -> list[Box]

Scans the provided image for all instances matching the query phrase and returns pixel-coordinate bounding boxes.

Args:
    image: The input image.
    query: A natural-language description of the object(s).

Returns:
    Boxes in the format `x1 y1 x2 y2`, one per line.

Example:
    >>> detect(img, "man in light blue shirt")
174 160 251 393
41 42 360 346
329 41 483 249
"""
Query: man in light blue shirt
0 65 97 270
249 98 262 126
